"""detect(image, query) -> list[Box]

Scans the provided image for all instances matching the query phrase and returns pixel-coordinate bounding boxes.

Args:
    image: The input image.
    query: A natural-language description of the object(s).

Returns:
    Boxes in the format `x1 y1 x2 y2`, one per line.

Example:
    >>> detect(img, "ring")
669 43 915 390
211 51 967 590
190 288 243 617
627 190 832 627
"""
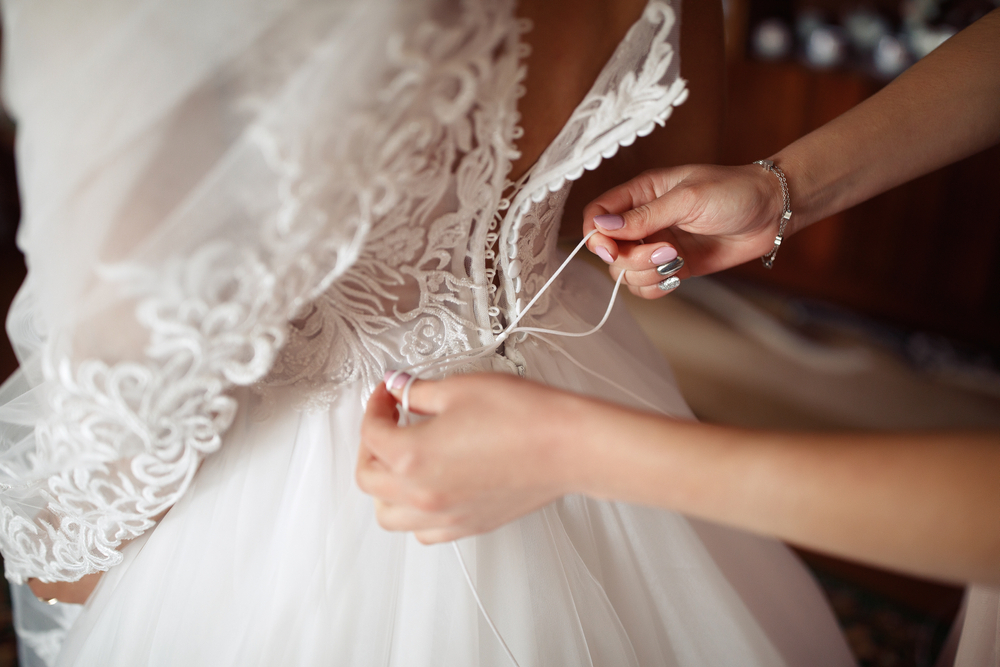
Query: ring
656 257 684 277
657 276 680 292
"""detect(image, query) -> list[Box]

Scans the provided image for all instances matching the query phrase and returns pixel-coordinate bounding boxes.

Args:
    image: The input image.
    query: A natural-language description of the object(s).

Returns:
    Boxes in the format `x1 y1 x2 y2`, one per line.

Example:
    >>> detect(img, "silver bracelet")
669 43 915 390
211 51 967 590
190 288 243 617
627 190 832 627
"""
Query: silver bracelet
753 159 792 269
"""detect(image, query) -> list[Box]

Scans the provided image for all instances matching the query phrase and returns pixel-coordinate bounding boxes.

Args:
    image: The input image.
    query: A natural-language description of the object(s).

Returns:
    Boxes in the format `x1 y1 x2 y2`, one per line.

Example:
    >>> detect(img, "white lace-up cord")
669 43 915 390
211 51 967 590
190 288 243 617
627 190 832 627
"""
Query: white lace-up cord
390 230 606 406
500 229 601 333
384 229 660 667
526 334 669 415
452 541 523 666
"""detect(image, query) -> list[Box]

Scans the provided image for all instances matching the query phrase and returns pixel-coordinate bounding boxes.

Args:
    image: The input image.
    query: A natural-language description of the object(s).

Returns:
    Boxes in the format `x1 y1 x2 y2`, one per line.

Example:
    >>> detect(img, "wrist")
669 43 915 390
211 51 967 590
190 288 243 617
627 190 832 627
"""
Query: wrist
550 393 625 499
748 161 789 236
770 136 851 235
534 390 596 498
747 160 793 268
561 398 690 506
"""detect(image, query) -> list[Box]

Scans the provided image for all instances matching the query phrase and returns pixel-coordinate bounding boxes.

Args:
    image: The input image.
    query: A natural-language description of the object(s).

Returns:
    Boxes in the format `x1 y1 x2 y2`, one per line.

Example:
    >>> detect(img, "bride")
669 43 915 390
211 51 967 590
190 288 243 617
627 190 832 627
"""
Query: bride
0 0 856 664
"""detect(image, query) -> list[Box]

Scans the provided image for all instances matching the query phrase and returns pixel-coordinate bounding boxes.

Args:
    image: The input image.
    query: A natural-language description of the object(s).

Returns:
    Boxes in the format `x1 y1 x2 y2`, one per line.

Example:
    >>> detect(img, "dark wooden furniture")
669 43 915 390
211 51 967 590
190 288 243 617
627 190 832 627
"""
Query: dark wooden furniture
721 6 1000 353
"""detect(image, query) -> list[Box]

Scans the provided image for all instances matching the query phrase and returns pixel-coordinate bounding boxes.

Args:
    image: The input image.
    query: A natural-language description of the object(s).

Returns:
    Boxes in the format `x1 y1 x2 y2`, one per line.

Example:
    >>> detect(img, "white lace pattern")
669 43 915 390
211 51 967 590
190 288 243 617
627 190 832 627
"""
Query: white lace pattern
0 0 685 584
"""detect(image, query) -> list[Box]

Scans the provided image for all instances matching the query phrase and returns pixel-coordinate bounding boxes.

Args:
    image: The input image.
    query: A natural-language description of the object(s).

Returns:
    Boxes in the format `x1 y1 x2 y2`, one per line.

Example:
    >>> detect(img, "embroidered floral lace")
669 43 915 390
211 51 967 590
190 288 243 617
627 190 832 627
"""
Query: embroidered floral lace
0 0 685 583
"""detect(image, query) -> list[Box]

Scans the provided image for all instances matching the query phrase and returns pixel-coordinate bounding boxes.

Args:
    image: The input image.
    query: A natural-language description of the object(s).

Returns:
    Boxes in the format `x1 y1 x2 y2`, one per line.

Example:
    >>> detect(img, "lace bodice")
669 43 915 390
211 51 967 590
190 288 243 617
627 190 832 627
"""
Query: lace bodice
0 0 685 582
263 0 687 400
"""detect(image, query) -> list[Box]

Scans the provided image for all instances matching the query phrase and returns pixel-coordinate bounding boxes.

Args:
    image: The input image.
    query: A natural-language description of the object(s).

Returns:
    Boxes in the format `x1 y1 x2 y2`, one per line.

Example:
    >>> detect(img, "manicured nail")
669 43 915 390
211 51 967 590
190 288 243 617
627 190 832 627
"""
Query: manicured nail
383 370 411 391
593 214 624 230
650 246 678 264
655 257 684 277
594 246 614 264
657 276 680 293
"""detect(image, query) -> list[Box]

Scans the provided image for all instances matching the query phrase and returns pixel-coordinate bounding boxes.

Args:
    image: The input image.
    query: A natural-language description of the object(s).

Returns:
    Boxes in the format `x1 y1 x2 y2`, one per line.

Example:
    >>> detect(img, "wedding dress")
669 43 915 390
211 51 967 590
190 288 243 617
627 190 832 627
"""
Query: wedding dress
0 0 867 664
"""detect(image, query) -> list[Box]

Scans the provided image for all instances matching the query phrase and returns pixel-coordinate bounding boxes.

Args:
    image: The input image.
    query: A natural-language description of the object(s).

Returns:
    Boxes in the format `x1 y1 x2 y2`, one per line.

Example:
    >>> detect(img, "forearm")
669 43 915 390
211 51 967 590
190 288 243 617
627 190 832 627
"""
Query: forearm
773 8 1000 232
570 402 1000 585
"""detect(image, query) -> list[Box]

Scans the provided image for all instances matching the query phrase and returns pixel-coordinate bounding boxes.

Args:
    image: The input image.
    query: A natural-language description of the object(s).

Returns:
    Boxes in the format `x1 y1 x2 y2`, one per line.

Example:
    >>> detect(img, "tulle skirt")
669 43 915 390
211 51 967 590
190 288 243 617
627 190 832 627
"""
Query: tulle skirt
27 261 858 666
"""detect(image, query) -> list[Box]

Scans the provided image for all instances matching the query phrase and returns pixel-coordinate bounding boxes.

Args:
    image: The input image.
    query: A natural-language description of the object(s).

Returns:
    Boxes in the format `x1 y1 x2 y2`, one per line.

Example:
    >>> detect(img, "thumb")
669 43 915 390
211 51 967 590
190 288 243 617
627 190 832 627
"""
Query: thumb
583 168 693 243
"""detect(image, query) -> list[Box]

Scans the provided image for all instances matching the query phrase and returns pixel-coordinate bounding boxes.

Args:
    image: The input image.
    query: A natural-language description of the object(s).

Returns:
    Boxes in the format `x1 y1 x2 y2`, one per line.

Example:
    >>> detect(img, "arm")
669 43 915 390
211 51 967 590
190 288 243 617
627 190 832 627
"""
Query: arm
779 7 1000 231
358 373 1000 586
28 573 103 605
582 9 1000 297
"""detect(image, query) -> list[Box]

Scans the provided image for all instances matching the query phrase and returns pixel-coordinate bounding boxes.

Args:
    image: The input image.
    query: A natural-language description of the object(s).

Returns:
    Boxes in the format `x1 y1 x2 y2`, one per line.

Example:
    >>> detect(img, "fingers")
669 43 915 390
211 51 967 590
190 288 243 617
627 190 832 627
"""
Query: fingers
583 168 695 267
360 374 465 471
360 384 420 472
413 529 461 545
373 501 483 544
365 384 399 426
382 372 454 416
361 385 401 454
606 238 684 282
370 491 473 544
587 237 620 265
372 500 448 533
583 168 692 241
626 275 681 300
355 454 397 501
590 233 687 298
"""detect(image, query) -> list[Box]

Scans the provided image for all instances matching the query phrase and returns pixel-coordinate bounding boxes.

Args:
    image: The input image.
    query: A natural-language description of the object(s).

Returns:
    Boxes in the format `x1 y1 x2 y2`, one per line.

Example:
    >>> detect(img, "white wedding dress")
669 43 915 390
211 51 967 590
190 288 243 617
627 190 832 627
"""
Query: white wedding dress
0 0 870 665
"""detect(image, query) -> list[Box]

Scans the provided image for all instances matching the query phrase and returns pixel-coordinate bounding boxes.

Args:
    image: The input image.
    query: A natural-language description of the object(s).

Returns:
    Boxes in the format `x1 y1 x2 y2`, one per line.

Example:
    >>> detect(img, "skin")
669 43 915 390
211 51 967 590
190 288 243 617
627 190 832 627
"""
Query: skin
583 8 1000 298
359 375 1000 586
28 572 103 606
357 9 1000 586
511 0 649 180
28 516 164 604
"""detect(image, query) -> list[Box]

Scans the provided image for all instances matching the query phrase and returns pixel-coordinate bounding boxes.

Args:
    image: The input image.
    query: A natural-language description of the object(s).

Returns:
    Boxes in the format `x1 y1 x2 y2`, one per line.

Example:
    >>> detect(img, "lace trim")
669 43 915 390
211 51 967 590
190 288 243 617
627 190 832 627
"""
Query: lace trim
0 0 685 583
0 243 286 582
258 9 530 406
0 0 526 583
495 1 687 338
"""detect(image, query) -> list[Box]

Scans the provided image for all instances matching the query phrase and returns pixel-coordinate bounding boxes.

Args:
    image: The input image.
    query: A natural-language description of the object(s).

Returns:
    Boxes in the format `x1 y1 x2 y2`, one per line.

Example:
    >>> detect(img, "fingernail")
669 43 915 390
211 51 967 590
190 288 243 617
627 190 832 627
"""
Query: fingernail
593 214 624 230
657 276 680 293
594 246 614 264
650 246 678 264
383 370 411 391
655 257 684 277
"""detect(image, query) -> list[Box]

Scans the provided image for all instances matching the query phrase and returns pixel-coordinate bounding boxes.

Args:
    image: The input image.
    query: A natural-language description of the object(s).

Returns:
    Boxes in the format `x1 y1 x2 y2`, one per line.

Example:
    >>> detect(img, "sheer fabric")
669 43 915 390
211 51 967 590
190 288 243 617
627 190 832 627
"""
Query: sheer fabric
953 587 1000 667
0 0 529 583
1 0 863 665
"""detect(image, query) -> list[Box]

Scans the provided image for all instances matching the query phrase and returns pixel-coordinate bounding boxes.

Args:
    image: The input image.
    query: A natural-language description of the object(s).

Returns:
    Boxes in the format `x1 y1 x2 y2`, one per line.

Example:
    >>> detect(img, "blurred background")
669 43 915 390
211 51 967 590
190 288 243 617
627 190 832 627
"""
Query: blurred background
1 0 999 666
722 0 1000 357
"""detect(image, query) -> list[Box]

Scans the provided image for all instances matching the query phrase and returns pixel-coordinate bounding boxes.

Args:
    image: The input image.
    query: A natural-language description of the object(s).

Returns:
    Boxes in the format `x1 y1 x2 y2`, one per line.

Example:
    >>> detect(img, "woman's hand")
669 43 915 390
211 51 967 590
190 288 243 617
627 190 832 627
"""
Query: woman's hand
582 163 786 298
357 373 601 543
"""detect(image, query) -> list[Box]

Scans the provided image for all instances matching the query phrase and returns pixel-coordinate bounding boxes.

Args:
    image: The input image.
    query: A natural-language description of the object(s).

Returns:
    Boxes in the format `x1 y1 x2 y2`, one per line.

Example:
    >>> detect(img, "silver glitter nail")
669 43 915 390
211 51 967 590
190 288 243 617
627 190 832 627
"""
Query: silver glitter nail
657 276 680 292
